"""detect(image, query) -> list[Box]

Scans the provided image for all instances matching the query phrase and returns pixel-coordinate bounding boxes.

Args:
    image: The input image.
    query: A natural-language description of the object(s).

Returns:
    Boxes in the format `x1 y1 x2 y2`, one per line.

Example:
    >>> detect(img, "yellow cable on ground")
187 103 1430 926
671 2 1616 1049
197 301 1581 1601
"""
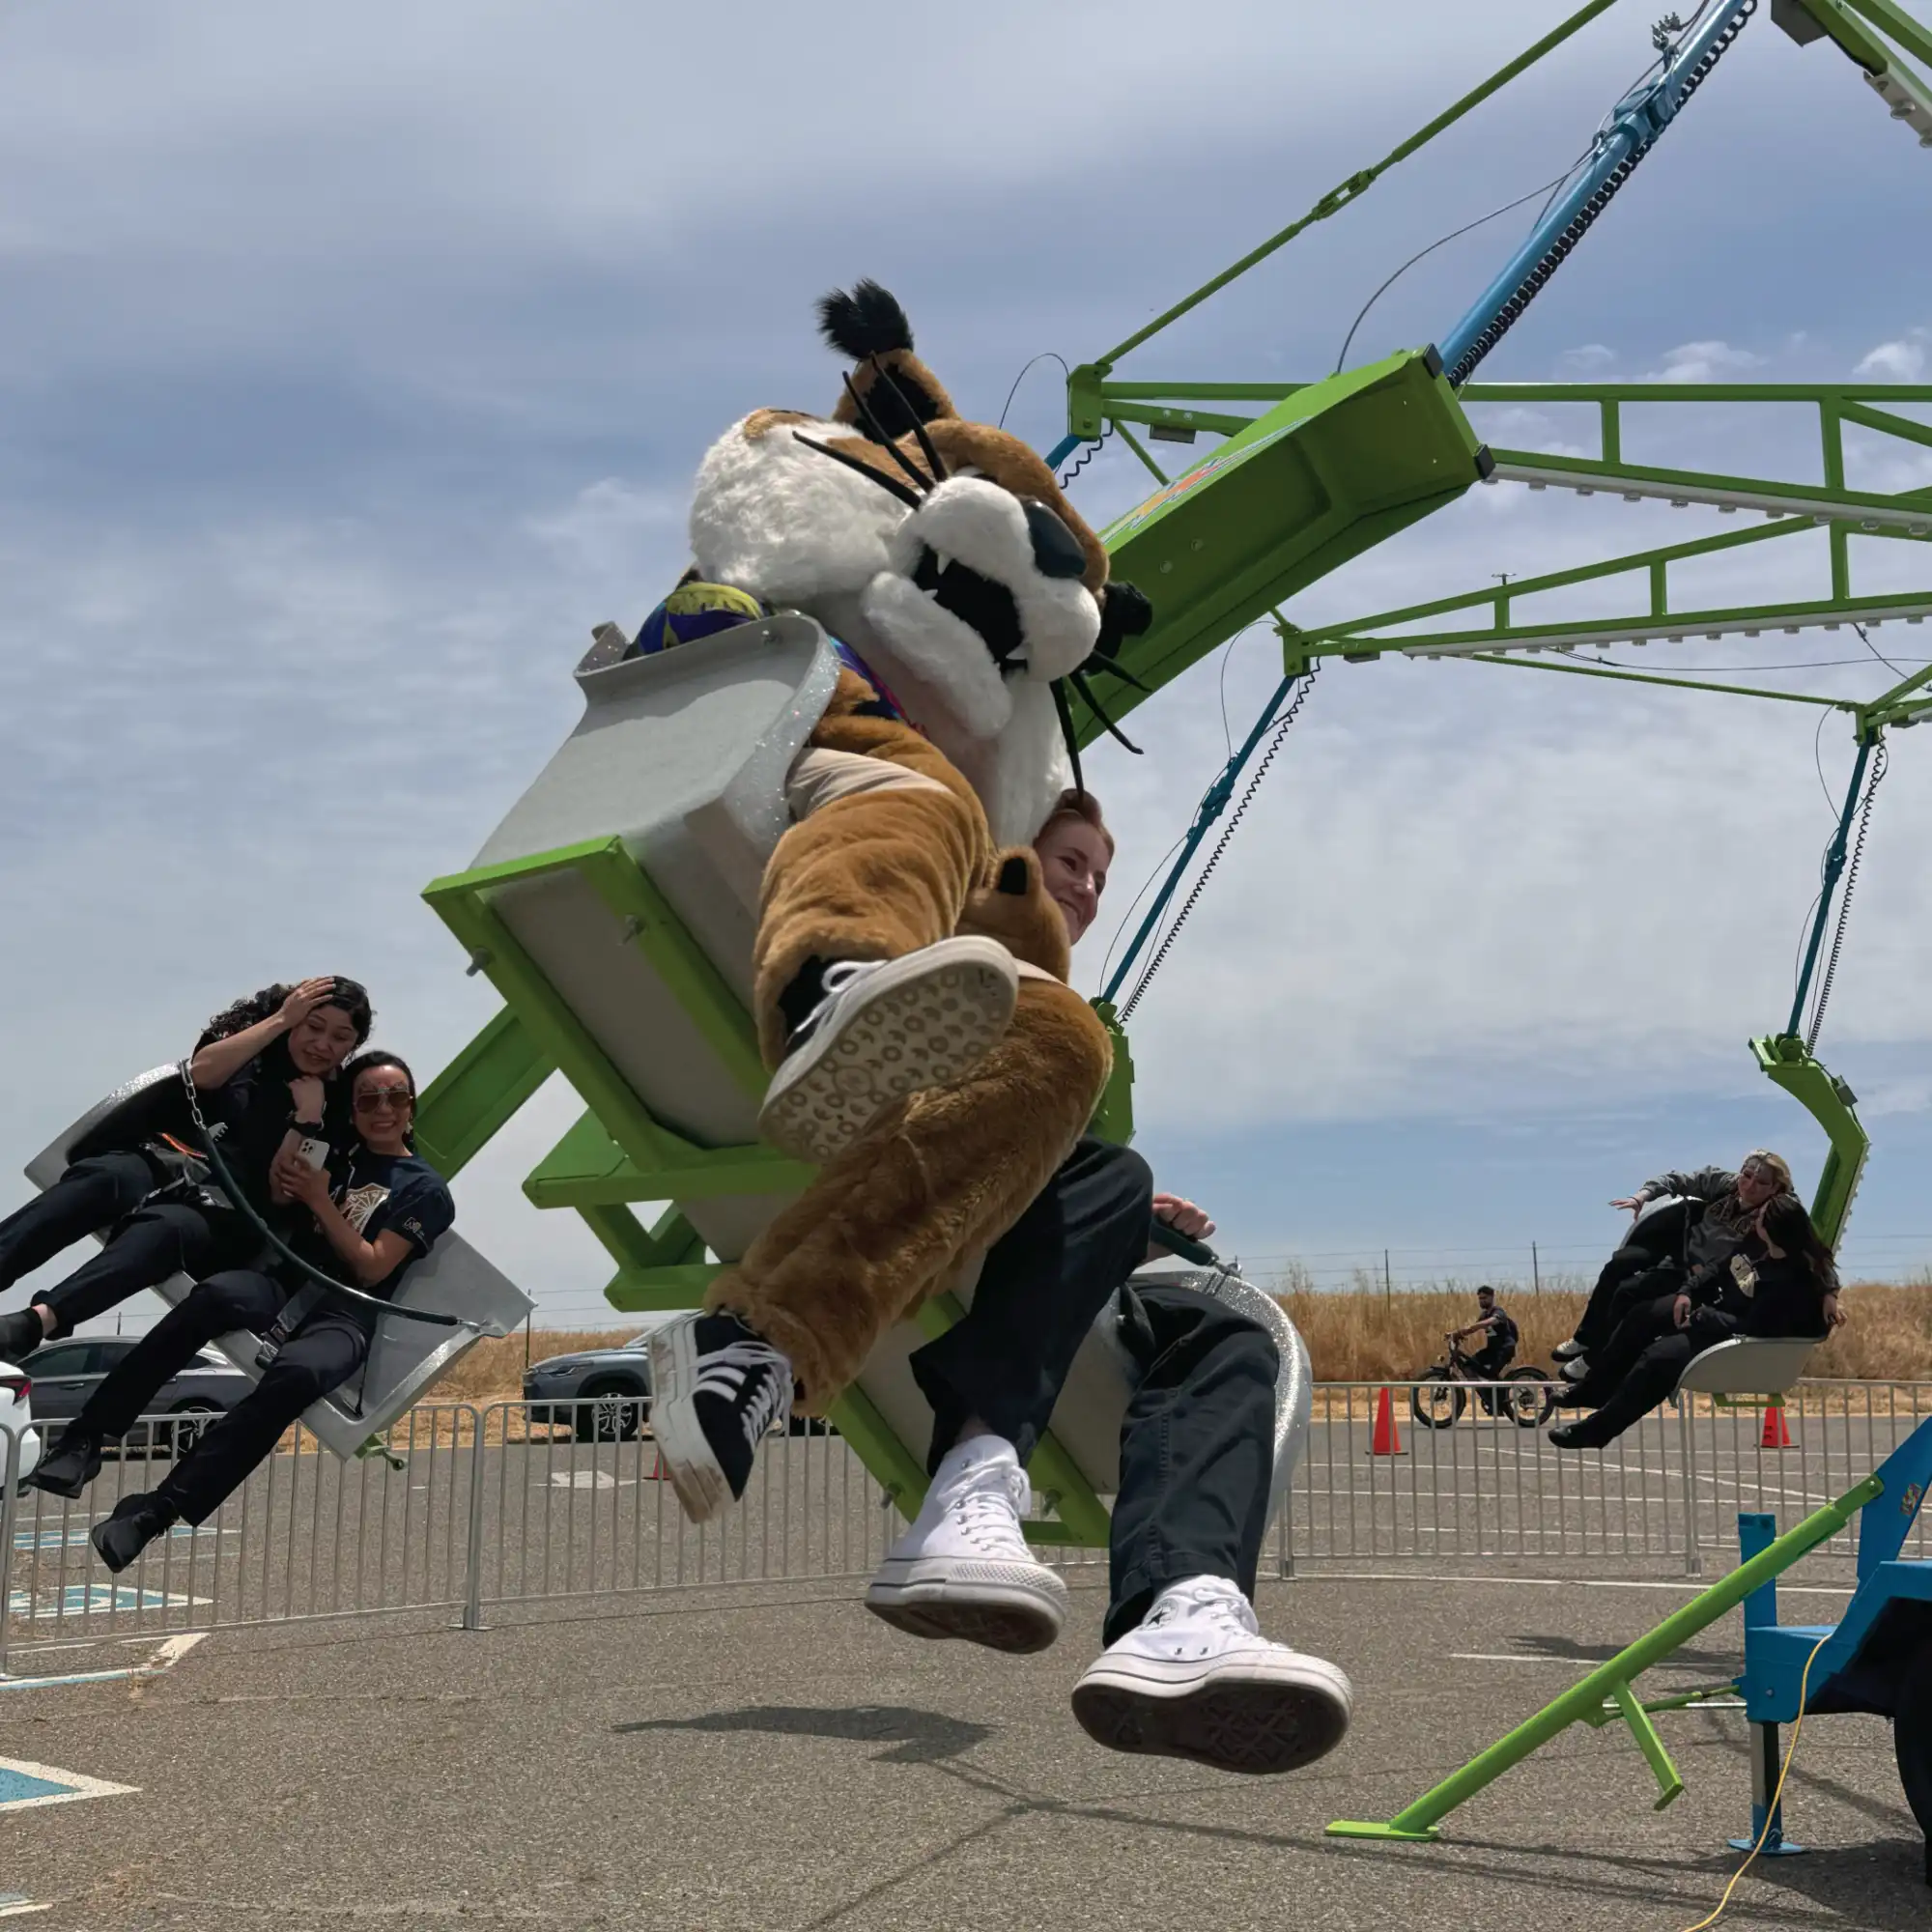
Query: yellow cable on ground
1680 1632 1833 1932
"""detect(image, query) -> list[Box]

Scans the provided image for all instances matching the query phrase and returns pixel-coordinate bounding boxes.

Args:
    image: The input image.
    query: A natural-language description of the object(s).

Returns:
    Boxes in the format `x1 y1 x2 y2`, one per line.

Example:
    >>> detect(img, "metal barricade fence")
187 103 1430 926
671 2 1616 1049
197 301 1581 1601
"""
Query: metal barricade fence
3 1380 1927 1666
1283 1378 1932 1576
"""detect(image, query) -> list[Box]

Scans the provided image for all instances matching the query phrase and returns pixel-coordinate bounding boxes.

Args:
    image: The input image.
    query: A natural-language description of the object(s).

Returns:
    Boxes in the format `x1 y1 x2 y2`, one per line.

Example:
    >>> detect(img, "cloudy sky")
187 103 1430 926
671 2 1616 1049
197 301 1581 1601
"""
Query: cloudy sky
3 0 1928 1328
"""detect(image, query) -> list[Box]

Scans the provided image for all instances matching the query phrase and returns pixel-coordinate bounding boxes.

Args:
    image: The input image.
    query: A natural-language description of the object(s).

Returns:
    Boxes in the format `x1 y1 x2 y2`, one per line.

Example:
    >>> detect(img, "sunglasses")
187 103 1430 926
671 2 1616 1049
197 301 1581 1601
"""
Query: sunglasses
354 1087 414 1113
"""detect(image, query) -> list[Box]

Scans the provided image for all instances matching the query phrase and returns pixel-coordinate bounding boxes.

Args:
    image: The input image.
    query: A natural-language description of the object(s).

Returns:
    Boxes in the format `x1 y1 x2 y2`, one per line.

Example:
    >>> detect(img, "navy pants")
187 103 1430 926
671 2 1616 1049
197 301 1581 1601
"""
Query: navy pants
908 1137 1279 1642
78 1267 369 1525
0 1152 157 1293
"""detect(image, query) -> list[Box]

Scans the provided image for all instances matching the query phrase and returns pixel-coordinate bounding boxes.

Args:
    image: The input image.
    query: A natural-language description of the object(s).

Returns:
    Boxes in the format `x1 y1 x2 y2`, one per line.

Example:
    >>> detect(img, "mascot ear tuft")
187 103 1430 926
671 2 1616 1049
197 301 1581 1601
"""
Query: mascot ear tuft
817 280 916 361
1096 581 1154 658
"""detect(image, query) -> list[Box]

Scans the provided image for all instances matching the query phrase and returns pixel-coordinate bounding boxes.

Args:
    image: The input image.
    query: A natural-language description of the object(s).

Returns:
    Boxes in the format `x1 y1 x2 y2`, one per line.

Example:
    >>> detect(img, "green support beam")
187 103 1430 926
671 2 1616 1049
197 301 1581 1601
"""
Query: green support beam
1752 1036 1871 1248
1328 1469 1886 1843
412 1007 554 1180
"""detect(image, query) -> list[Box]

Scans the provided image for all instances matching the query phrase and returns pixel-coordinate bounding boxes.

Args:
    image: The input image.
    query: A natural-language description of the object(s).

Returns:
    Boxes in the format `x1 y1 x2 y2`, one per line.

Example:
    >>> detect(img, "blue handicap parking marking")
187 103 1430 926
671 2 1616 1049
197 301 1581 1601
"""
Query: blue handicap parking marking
13 1521 225 1551
7 1583 208 1618
0 1756 136 1813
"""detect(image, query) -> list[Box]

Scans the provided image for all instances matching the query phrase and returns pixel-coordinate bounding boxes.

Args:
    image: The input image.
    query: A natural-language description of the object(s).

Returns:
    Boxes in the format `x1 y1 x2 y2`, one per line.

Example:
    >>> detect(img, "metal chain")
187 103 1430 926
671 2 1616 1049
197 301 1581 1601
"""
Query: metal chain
1806 737 1887 1052
1119 663 1321 1022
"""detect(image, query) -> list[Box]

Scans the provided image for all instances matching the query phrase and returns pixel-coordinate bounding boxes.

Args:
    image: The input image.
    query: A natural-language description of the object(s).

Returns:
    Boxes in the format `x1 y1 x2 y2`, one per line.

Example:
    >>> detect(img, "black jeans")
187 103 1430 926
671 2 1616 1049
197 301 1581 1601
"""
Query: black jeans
0 1153 159 1293
909 1135 1153 1473
135 1269 369 1526
1567 1293 1742 1446
905 1137 1279 1642
1573 1201 1691 1352
29 1199 254 1339
1106 1283 1278 1644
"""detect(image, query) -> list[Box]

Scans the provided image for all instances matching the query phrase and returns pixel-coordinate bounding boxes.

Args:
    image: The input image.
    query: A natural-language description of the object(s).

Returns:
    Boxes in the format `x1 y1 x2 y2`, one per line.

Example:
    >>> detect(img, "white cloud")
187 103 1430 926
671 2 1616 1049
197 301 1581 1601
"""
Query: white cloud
1647 340 1770 384
1855 336 1928 382
1558 343 1617 371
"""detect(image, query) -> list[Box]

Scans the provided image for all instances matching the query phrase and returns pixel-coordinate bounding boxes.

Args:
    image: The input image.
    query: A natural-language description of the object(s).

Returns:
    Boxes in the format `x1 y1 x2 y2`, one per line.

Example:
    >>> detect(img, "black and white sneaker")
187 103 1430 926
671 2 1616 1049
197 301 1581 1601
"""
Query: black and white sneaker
757 939 1018 1165
1551 1337 1588 1362
647 1313 793 1524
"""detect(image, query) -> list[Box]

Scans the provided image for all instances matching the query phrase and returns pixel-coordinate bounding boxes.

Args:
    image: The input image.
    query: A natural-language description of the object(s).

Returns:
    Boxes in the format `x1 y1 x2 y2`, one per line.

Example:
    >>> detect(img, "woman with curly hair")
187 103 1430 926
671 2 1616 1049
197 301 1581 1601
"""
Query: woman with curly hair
0 976 372 1361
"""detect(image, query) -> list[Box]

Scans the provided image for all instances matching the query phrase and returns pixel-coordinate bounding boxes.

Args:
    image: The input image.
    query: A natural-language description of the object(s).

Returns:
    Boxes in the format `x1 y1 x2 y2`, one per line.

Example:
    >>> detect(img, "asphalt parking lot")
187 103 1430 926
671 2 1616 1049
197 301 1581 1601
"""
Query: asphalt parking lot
0 1562 1922 1930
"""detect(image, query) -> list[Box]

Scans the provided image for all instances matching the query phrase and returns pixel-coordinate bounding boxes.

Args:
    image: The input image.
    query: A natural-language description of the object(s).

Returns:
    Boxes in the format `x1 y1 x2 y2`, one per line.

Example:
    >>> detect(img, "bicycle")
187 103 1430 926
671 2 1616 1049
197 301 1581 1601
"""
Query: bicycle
1410 1334 1553 1430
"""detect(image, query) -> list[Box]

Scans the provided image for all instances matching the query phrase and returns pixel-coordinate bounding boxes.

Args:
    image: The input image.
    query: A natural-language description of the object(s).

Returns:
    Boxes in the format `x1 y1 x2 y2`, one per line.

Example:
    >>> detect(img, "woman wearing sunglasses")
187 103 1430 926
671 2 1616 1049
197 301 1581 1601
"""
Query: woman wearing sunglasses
29 1053 456 1570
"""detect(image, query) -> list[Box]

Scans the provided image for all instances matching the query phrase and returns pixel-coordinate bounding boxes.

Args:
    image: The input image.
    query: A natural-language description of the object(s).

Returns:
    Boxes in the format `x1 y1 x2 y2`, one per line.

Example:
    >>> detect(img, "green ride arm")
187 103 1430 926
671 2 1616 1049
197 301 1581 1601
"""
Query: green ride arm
1327 1470 1884 1843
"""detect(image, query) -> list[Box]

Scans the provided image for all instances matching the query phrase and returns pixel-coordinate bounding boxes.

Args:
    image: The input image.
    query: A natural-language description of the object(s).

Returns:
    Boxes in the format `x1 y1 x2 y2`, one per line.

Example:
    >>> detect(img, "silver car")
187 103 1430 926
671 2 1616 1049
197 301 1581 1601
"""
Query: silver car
523 1327 664 1442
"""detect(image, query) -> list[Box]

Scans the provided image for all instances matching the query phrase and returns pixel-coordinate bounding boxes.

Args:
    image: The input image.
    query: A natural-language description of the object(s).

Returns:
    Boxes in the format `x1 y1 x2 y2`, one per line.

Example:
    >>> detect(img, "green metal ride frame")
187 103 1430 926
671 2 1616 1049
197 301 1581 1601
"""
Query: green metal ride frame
1326 1467 1887 1842
416 833 1117 1543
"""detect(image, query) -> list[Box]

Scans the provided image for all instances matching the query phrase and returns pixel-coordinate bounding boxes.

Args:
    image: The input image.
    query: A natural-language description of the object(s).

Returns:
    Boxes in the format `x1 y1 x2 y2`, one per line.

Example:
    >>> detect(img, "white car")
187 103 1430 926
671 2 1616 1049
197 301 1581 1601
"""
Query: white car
1 1357 43 1485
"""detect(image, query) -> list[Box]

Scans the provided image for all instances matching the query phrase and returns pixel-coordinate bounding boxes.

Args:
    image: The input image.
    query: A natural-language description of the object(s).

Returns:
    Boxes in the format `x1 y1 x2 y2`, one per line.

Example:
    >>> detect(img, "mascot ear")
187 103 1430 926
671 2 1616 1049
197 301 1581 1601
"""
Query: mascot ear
1095 581 1154 659
818 279 957 441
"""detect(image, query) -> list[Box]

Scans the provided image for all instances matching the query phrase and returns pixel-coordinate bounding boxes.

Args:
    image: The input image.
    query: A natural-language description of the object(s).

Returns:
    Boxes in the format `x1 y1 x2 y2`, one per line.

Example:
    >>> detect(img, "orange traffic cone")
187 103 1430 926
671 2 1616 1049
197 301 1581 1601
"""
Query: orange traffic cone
1760 1400 1792 1450
1370 1386 1406 1457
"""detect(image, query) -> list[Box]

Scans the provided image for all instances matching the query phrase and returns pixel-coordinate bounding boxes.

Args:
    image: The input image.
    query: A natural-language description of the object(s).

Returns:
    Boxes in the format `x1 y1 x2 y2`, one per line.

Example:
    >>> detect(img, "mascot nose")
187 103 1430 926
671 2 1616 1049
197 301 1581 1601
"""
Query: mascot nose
1023 499 1089 582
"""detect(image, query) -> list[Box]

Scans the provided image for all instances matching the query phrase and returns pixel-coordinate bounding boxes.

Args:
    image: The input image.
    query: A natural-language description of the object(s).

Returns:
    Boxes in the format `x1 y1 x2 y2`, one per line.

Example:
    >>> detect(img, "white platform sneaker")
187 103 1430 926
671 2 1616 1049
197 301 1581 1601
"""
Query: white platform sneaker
864 1435 1068 1655
1071 1576 1353 1776
756 939 1018 1165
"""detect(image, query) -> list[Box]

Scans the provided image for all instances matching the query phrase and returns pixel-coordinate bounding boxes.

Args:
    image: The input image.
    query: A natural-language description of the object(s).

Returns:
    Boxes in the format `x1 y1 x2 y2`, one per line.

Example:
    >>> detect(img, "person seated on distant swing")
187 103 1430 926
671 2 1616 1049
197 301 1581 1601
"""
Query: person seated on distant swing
1548 1192 1843 1451
1551 1151 1797 1382
28 1052 454 1574
858 790 1353 1775
0 979 371 1364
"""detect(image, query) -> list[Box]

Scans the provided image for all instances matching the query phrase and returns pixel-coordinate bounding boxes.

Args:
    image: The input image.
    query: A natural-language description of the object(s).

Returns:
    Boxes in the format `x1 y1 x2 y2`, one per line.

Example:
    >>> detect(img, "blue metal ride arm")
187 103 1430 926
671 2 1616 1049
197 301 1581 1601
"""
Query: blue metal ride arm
1439 0 1758 385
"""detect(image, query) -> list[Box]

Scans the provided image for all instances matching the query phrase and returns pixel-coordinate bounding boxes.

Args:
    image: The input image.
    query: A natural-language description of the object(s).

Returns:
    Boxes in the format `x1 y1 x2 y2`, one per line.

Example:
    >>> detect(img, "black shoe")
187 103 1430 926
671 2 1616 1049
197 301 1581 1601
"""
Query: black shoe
25 1427 103 1500
90 1492 175 1574
646 1312 793 1523
0 1308 45 1363
1548 1384 1589 1409
1548 1422 1605 1451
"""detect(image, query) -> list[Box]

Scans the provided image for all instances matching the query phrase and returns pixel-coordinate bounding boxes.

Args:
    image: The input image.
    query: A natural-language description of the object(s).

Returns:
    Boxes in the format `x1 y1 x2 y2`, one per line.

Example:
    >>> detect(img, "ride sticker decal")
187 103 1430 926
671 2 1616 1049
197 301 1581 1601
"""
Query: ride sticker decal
1100 417 1307 544
339 1182 391 1234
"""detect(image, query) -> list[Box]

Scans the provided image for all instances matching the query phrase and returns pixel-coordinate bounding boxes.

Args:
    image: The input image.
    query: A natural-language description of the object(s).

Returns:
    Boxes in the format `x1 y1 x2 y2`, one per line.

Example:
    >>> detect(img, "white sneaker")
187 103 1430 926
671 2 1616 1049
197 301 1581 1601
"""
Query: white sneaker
757 939 1018 1164
864 1435 1068 1654
1071 1576 1353 1776
1551 1338 1587 1362
1561 1355 1590 1383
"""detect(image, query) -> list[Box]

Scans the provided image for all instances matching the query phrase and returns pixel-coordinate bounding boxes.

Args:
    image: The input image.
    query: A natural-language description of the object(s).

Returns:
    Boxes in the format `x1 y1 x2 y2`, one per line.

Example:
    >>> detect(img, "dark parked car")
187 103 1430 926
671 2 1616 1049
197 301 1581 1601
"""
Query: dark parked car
26 1335 250 1455
523 1331 655 1442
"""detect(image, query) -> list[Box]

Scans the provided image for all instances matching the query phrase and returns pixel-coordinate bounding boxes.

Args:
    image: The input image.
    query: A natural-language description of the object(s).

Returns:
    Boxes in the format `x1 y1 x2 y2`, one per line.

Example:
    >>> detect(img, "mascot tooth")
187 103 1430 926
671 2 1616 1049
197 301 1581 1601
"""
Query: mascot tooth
632 281 1153 1498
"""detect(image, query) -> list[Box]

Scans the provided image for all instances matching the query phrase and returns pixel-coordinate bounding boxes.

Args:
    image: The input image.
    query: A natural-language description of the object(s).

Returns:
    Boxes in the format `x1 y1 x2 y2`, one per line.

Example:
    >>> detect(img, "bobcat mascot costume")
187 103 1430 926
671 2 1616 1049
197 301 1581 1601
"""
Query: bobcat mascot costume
642 282 1150 1519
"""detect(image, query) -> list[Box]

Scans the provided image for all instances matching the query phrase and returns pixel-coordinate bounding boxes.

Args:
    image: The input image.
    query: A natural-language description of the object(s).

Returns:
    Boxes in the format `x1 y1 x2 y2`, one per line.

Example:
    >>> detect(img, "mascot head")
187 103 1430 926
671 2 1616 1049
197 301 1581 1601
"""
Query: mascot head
687 282 1151 840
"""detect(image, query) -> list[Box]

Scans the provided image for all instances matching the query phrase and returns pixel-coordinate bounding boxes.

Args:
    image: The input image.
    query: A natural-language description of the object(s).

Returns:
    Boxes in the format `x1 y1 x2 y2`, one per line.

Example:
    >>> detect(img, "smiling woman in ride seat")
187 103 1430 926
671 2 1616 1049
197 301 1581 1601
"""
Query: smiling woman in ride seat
28 1051 455 1573
0 978 371 1363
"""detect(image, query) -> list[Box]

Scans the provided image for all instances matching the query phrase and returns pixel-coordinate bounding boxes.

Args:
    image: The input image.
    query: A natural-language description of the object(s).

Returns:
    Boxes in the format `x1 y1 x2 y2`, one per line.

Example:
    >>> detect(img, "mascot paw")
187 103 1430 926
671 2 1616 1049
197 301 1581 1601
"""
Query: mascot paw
957 847 1072 981
861 477 1101 744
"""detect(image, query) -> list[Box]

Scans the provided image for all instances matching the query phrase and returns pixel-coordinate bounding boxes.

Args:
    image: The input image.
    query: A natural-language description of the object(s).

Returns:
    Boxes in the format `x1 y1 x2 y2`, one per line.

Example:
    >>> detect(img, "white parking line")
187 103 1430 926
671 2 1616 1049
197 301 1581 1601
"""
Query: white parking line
0 1630 205 1691
0 1757 137 1811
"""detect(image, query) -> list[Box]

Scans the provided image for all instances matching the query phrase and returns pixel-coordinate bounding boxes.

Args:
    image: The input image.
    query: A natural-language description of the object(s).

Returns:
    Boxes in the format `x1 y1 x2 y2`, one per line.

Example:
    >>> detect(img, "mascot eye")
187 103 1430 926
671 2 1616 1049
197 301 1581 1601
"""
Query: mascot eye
1022 500 1089 582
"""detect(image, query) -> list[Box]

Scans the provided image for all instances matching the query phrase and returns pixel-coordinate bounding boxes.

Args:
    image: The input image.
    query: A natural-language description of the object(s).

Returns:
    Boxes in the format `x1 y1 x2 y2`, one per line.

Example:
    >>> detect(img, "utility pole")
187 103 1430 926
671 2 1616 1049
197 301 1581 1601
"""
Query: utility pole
1532 1242 1542 1294
1383 1249 1393 1308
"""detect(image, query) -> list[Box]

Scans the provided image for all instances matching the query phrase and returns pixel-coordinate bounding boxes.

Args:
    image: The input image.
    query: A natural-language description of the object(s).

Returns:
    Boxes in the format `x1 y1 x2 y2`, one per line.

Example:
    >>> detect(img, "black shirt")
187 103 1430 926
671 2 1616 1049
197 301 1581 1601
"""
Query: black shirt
1694 1244 1832 1339
301 1149 456 1308
1481 1308 1518 1350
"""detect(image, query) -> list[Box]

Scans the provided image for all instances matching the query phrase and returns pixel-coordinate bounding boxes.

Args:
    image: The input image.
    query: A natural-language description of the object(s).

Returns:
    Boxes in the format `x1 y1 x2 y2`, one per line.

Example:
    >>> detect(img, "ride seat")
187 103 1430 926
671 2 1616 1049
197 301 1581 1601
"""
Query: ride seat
1675 1334 1821 1401
27 1066 532 1460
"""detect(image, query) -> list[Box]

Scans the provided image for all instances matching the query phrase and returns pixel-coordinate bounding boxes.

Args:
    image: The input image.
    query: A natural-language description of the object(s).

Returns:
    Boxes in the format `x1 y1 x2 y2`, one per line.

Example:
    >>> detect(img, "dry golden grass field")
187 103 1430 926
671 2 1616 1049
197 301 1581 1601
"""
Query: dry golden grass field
448 1282 1932 1399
